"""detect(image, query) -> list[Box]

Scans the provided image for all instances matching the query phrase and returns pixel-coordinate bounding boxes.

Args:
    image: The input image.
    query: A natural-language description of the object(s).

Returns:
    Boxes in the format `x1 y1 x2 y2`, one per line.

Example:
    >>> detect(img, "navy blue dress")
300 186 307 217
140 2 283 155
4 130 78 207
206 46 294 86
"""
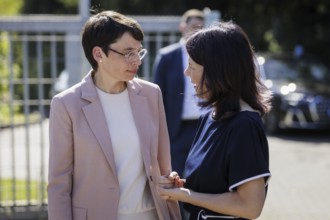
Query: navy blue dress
184 110 271 220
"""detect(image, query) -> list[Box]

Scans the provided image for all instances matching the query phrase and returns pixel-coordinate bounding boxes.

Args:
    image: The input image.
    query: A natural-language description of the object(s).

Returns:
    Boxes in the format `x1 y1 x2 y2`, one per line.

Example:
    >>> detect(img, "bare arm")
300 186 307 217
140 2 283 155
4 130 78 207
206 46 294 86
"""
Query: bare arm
158 176 266 219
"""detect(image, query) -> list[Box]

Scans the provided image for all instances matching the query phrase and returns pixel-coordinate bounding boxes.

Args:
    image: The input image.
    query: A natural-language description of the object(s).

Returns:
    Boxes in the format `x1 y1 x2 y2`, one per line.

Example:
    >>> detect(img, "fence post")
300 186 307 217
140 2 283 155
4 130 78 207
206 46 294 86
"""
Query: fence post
66 0 91 87
65 33 84 87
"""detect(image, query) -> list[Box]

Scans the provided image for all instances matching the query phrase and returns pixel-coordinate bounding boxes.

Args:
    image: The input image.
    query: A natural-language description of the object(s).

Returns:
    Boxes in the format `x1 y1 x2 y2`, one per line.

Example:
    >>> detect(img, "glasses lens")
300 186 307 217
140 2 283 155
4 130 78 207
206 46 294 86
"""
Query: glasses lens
126 49 147 62
139 49 147 60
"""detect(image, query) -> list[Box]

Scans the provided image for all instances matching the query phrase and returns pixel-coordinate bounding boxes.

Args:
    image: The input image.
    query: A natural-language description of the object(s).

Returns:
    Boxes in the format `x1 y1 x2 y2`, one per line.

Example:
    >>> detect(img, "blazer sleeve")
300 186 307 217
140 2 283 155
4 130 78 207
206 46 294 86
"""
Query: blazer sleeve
156 88 181 220
47 96 73 220
156 87 171 174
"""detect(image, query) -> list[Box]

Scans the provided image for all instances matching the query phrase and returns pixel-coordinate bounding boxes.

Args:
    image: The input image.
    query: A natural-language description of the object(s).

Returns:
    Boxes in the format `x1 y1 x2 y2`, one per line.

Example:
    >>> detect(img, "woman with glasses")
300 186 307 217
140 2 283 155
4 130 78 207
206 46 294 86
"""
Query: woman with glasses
47 10 180 220
158 21 272 220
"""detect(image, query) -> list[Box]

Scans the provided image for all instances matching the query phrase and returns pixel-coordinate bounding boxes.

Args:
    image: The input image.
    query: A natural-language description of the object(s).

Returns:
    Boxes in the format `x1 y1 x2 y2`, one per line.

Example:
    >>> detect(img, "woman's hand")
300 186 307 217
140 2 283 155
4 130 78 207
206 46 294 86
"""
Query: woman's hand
158 186 192 202
158 171 185 188
167 171 185 187
157 171 187 200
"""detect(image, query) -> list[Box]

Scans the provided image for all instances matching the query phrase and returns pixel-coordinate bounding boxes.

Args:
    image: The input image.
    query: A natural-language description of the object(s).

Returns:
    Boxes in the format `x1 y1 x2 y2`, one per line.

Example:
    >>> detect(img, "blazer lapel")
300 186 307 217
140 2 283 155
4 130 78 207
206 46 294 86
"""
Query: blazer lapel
80 72 118 178
127 80 152 166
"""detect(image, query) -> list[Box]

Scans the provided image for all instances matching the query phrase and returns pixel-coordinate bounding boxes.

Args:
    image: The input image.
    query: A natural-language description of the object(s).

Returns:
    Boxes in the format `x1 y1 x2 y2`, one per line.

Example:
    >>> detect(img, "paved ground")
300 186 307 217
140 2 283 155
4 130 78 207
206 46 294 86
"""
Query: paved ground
259 130 330 220
0 120 49 182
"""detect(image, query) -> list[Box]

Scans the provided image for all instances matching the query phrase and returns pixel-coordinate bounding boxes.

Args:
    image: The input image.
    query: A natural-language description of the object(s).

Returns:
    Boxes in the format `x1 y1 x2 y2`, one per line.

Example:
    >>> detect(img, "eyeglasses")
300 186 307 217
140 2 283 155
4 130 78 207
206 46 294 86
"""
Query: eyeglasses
108 47 147 63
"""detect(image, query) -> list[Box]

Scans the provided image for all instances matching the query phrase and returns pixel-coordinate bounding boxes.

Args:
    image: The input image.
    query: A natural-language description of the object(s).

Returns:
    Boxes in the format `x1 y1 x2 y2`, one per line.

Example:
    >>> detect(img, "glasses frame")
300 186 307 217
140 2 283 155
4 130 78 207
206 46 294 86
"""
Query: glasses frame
107 47 147 63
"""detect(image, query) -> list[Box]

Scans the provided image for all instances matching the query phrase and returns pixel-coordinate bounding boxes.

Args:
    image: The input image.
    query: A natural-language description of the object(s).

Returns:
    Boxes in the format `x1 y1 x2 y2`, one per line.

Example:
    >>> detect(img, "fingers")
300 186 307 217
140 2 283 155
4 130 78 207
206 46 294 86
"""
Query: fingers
168 171 179 180
170 173 185 188
174 179 184 188
157 171 185 193
158 175 174 189
157 187 175 201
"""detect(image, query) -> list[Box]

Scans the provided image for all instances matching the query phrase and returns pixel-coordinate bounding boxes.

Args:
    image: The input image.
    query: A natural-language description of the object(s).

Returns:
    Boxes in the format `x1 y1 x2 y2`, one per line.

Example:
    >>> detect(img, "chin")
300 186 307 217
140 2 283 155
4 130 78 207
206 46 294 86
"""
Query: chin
126 74 136 80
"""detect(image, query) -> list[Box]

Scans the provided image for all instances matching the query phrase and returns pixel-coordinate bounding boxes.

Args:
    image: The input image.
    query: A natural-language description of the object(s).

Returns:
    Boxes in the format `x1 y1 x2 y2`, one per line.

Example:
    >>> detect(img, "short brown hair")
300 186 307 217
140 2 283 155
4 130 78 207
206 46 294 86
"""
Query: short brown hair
181 9 204 24
81 10 144 71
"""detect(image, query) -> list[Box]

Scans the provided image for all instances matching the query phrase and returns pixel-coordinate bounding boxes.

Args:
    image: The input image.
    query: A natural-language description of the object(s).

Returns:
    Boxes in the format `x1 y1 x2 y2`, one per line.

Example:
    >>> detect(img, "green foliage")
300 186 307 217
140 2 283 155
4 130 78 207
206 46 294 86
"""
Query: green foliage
0 32 11 125
0 33 9 82
0 111 42 127
264 31 282 53
0 179 47 203
0 0 24 122
219 1 330 64
88 0 329 64
3 0 330 66
0 0 24 15
0 32 24 126
58 0 78 7
21 0 77 14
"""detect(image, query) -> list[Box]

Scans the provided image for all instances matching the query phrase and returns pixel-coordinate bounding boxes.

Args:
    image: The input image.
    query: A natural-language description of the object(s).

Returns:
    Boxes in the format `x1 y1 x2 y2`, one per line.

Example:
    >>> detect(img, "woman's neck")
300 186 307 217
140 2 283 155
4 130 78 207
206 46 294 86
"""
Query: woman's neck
93 71 126 94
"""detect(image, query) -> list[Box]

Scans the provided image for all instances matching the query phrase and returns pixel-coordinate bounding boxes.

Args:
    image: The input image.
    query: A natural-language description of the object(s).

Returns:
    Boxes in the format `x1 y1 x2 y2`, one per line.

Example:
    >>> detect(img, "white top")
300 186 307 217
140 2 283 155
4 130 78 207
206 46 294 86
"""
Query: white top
96 87 157 220
181 41 205 120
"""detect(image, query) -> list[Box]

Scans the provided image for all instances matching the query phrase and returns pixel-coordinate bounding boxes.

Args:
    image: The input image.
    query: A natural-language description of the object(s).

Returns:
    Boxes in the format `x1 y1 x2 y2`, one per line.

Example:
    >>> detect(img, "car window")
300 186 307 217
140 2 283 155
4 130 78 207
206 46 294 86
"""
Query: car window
305 62 329 82
264 59 297 80
264 58 330 83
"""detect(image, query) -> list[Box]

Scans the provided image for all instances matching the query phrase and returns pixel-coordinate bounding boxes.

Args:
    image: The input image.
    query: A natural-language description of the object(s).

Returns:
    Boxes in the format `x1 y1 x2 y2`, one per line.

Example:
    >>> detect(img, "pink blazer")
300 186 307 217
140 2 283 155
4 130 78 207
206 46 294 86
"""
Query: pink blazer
47 71 180 220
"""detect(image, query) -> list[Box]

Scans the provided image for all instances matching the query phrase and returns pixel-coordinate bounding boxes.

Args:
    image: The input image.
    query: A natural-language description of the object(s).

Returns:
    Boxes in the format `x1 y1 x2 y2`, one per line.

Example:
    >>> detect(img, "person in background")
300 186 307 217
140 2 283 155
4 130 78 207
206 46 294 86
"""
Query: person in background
152 9 205 177
47 10 180 220
158 21 272 220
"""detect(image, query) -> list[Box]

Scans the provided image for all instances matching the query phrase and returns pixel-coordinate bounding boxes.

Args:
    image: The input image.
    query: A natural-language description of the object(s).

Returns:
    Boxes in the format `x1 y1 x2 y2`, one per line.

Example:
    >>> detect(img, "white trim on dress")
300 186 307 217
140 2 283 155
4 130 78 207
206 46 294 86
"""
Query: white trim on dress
229 173 271 192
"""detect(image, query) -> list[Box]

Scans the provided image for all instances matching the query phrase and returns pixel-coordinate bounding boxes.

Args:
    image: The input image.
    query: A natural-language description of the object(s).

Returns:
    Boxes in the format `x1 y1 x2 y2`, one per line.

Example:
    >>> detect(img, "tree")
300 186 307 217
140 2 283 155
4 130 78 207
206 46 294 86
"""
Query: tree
11 0 330 65
20 0 78 14
0 0 23 15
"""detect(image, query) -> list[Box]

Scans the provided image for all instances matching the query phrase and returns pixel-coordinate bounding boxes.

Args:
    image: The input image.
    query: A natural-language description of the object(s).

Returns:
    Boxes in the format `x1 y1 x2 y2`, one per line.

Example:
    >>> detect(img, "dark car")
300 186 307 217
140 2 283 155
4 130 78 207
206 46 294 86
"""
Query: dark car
257 53 330 133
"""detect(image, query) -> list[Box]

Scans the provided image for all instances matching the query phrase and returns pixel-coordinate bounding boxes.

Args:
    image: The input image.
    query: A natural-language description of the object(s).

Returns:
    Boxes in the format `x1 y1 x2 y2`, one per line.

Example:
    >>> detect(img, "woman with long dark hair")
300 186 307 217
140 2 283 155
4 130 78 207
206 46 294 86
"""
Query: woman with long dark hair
158 21 272 220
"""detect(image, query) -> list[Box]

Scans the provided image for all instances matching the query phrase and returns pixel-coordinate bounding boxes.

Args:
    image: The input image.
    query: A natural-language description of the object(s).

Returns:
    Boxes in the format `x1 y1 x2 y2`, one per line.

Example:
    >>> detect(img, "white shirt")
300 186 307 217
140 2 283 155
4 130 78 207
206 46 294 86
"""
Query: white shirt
96 87 157 220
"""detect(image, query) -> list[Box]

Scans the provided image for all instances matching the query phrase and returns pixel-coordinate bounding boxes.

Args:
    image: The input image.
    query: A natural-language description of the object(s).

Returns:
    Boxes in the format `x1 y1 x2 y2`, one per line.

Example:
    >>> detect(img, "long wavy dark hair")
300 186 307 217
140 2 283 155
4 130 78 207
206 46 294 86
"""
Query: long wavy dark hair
186 21 272 121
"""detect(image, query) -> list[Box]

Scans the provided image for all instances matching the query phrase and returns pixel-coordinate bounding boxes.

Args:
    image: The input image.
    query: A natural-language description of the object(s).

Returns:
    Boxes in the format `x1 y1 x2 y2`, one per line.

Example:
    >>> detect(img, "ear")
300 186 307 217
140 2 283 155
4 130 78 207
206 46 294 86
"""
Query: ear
92 46 103 62
179 22 187 34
